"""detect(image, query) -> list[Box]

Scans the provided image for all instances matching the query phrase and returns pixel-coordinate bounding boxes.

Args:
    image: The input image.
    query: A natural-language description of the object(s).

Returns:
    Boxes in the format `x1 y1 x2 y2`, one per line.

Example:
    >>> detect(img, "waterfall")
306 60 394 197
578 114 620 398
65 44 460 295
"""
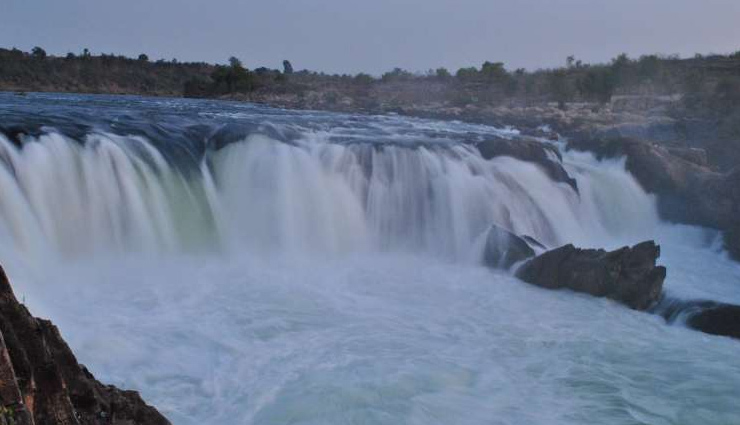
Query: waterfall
4 95 739 425
0 129 659 260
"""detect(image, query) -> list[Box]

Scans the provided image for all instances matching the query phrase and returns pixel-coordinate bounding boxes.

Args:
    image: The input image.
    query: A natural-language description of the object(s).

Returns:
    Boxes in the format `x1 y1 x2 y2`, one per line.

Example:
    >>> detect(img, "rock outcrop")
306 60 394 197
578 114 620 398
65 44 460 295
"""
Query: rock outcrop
476 137 578 191
516 241 666 311
0 266 170 425
482 225 539 270
567 136 721 224
567 136 740 260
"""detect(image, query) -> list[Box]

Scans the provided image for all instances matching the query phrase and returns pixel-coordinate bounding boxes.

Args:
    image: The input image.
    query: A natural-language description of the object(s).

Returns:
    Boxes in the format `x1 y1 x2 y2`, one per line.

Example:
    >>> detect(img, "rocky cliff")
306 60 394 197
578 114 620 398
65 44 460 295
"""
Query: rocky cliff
0 266 170 425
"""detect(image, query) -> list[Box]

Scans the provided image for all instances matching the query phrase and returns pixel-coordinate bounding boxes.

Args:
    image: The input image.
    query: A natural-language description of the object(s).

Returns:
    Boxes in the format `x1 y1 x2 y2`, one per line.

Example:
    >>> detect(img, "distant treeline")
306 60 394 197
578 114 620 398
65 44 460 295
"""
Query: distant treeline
2 46 740 112
184 51 740 107
0 47 212 95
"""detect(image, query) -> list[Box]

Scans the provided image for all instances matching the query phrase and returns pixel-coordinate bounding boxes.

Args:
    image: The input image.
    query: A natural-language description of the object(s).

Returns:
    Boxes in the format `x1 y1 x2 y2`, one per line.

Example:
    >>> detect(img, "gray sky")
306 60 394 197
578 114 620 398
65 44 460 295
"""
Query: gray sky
2 0 739 75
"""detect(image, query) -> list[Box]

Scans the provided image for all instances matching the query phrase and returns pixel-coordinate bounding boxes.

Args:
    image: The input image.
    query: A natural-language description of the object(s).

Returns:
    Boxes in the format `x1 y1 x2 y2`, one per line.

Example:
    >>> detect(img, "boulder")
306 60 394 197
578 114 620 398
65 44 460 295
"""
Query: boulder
0 266 170 425
476 137 578 191
516 241 666 311
483 225 538 270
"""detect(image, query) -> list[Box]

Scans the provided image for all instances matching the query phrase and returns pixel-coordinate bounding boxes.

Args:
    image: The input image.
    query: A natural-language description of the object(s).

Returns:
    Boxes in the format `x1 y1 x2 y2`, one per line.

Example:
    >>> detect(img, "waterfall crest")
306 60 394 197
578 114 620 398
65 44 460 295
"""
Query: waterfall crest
0 130 659 259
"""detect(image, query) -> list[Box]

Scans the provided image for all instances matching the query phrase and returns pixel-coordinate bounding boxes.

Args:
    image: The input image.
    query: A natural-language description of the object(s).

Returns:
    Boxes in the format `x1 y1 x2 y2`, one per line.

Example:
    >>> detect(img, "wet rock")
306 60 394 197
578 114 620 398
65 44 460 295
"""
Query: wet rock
567 136 740 261
723 220 740 262
687 303 740 340
0 266 170 425
567 137 718 214
516 241 666 311
476 137 578 191
659 299 740 340
483 225 537 270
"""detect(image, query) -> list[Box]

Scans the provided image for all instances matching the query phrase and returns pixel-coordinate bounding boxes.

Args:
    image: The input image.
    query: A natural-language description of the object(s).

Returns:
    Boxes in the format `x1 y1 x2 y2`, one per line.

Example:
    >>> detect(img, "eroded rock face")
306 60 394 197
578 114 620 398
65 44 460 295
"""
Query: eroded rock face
515 241 666 311
0 266 170 425
567 136 740 261
476 137 578 191
568 137 721 223
482 225 539 270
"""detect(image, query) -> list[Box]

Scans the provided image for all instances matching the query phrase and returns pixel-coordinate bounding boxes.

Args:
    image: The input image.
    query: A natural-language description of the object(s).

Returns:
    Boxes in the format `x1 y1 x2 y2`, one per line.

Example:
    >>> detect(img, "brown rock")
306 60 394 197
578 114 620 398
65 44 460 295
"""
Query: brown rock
0 266 170 425
477 137 578 191
516 241 666 311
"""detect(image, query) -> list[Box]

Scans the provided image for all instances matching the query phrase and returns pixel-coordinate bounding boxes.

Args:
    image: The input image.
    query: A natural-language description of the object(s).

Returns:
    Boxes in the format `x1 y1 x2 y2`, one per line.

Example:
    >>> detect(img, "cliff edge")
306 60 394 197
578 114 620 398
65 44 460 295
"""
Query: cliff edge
0 266 170 425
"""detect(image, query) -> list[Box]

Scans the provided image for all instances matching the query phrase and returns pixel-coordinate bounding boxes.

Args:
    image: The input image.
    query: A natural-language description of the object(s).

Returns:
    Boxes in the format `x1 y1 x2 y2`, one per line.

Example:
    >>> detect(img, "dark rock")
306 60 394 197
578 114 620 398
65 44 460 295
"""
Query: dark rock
723 220 740 262
687 303 740 340
476 137 578 191
483 225 536 270
0 126 28 147
516 241 666 310
0 266 170 425
658 298 740 340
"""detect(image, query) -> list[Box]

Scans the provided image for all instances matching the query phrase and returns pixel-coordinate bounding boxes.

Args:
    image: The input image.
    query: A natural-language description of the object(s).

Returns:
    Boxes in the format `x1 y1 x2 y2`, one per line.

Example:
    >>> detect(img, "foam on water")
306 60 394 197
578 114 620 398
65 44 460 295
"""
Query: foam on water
16 254 740 425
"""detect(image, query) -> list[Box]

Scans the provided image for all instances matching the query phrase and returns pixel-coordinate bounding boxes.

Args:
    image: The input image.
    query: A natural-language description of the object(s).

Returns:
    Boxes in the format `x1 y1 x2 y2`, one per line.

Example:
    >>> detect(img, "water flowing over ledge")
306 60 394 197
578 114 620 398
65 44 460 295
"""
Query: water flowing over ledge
1 94 739 425
0 128 659 260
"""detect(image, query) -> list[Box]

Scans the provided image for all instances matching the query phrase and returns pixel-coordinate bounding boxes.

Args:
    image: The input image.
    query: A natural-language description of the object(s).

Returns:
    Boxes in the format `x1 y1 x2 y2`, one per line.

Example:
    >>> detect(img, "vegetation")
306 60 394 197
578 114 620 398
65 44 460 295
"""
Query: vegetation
0 47 211 95
2 46 740 114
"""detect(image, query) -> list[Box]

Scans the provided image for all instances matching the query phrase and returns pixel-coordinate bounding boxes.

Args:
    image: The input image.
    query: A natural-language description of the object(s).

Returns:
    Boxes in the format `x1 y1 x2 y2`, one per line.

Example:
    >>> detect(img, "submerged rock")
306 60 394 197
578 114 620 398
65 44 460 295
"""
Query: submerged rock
0 266 170 425
483 224 538 270
516 241 666 311
688 303 740 340
659 299 740 340
476 137 578 191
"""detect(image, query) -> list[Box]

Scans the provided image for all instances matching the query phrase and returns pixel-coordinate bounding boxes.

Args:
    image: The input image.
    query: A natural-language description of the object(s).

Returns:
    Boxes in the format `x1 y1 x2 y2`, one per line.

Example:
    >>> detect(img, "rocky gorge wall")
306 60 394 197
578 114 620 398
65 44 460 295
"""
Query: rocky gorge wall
0 267 170 425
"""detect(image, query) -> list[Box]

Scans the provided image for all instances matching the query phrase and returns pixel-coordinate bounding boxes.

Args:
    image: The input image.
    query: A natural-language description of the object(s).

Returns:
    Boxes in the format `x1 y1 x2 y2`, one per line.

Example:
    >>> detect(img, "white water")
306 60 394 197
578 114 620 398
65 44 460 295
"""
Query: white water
0 131 659 259
0 115 739 424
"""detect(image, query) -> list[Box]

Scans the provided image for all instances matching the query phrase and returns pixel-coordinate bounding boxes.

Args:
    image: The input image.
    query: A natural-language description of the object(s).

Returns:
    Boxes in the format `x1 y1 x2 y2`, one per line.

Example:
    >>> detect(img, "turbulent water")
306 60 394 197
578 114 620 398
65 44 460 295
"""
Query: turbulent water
1 93 739 424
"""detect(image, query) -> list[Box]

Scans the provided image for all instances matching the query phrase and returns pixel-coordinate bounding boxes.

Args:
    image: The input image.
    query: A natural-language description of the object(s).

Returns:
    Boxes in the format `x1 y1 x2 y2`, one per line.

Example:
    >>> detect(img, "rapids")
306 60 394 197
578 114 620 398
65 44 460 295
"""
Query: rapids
0 93 738 424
